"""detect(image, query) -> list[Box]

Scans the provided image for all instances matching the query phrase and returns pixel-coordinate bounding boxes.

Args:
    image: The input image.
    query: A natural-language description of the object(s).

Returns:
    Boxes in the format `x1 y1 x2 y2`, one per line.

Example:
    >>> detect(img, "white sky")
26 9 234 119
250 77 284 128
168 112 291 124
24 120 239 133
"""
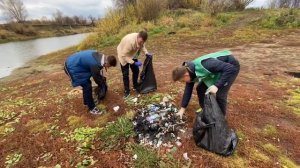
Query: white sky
0 0 268 22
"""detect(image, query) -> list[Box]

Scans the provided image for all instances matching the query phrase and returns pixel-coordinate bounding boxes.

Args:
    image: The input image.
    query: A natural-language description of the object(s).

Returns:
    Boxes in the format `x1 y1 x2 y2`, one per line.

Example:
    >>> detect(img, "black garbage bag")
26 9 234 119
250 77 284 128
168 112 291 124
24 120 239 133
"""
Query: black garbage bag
137 55 157 94
94 77 107 100
193 94 238 156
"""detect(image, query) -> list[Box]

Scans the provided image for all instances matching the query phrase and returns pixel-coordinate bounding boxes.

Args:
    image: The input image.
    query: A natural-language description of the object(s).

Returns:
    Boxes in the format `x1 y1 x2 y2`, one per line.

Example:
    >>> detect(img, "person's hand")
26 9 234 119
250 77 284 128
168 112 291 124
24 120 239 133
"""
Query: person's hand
176 108 186 119
134 61 143 67
205 85 218 95
146 53 153 58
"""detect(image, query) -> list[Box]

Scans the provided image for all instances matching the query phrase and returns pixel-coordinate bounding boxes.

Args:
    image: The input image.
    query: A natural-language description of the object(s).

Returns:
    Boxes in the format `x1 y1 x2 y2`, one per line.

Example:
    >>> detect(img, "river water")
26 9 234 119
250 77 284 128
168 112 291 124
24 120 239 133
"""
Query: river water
0 33 89 78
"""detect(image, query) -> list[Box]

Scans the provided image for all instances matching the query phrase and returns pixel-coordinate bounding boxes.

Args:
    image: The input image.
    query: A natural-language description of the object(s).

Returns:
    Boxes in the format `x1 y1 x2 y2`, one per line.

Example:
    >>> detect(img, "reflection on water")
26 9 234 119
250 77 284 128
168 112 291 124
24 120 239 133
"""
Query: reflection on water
0 33 89 78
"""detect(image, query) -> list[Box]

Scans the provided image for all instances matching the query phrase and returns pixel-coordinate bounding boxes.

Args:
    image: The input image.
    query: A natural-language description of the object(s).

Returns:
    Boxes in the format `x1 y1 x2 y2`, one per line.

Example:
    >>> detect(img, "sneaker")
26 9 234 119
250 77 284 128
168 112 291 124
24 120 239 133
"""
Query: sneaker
89 107 103 115
123 92 130 99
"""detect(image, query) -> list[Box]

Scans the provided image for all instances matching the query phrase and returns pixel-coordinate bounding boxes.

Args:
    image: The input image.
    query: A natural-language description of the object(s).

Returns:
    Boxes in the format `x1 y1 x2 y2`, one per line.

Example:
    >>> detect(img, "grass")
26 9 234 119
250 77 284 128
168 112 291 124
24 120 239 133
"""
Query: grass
5 152 23 168
250 148 270 162
0 24 92 44
286 88 300 116
100 117 135 149
262 125 278 137
279 156 299 168
76 156 97 168
254 9 300 29
25 119 50 133
67 116 86 128
127 144 160 168
67 127 102 155
262 143 280 154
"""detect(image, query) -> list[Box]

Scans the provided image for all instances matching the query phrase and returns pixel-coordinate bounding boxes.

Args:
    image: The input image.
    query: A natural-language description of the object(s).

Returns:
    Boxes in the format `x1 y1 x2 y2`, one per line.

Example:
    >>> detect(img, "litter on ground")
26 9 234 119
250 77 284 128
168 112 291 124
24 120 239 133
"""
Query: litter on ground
132 96 186 148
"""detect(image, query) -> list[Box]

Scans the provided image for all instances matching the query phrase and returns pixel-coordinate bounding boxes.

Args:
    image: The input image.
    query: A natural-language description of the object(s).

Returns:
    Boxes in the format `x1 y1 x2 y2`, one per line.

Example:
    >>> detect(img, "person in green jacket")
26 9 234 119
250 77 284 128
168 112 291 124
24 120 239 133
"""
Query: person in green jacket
172 50 240 118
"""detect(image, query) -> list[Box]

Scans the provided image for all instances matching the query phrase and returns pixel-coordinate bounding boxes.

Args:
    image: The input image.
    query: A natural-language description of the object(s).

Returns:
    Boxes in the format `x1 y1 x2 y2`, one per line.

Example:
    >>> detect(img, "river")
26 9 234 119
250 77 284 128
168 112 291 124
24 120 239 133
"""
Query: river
0 33 89 78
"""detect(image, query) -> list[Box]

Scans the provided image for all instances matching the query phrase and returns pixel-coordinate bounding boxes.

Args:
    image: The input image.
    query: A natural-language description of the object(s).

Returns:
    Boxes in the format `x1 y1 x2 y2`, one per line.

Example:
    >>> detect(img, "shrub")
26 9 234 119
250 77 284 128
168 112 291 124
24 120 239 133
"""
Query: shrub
256 9 300 29
9 23 37 36
136 0 162 21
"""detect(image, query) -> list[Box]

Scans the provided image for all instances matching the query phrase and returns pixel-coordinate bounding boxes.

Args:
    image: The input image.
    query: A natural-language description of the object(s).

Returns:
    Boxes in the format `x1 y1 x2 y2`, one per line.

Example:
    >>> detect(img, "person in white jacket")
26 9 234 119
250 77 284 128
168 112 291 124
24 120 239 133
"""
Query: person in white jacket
117 31 150 98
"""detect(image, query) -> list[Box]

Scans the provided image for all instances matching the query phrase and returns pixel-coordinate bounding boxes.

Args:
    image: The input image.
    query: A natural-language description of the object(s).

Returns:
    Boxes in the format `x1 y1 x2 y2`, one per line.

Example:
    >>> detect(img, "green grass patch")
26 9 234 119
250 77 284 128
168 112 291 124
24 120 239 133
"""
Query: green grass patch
262 125 278 137
255 9 300 29
67 127 102 154
0 111 17 125
286 87 300 116
5 152 23 168
75 156 97 168
262 143 280 154
279 156 299 168
25 119 50 133
100 117 135 149
225 153 248 168
236 130 246 141
67 116 85 128
127 144 159 168
0 123 15 137
159 147 192 168
250 148 270 162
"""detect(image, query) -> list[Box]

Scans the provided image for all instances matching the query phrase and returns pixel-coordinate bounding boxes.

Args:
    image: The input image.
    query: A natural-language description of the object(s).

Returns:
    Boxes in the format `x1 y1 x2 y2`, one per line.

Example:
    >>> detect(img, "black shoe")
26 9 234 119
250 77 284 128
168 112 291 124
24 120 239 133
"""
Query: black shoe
123 92 130 99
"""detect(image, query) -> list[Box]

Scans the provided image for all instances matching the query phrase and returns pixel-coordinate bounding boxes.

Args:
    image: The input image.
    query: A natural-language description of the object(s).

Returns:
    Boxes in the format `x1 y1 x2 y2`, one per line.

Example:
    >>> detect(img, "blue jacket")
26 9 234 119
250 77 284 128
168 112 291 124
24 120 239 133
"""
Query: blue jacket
65 50 103 87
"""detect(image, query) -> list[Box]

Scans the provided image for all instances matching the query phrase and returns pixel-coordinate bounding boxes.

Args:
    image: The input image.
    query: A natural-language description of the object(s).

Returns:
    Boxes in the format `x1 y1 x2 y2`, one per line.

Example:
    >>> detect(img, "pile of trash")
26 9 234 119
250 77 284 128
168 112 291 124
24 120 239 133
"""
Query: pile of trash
132 97 186 148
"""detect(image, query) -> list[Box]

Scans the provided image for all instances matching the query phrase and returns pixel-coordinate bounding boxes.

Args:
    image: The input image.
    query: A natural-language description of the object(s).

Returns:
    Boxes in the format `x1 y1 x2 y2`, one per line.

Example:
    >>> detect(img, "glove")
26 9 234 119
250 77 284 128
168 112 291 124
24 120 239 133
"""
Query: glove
134 61 143 67
176 108 186 119
146 53 153 58
205 85 218 95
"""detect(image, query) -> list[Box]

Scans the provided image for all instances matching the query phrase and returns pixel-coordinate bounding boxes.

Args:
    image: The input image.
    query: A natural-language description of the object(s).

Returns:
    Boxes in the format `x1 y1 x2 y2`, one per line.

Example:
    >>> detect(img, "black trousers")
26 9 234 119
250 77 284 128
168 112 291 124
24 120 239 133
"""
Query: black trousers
81 80 95 110
196 65 240 115
64 62 95 110
121 59 139 93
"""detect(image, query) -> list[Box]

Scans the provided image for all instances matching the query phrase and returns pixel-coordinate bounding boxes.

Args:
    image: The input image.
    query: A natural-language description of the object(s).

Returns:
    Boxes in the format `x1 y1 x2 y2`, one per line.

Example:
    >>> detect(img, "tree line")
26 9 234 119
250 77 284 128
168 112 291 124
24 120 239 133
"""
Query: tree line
0 0 97 26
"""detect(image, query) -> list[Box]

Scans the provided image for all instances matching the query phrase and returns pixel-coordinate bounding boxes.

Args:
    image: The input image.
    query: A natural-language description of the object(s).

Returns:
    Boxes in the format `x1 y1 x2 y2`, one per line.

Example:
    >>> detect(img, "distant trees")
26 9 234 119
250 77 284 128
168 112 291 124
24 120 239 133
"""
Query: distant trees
0 0 28 22
52 10 93 26
269 0 300 8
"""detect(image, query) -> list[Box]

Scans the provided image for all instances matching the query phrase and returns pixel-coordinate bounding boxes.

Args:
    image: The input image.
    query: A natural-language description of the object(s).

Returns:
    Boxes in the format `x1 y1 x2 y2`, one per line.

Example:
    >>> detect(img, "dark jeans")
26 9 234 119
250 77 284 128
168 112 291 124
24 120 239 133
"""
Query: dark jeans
64 62 95 110
81 80 95 110
121 59 140 93
196 62 240 115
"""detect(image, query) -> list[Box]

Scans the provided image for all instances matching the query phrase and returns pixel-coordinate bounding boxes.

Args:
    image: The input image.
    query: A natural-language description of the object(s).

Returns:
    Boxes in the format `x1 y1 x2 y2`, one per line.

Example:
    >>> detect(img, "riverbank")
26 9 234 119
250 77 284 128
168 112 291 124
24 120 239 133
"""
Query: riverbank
0 24 93 44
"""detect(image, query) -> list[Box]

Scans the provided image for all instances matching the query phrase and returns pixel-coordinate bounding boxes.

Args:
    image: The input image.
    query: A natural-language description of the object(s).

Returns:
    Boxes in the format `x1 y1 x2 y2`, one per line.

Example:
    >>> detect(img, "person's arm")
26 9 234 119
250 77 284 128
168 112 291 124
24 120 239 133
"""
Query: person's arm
142 44 148 55
90 65 104 85
181 82 195 108
202 58 238 88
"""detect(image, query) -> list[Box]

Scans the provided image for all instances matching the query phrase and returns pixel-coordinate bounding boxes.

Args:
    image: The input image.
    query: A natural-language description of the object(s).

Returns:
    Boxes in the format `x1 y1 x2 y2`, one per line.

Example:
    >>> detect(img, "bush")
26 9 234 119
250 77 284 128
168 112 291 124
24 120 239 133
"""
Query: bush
8 23 37 36
136 0 162 21
257 9 300 29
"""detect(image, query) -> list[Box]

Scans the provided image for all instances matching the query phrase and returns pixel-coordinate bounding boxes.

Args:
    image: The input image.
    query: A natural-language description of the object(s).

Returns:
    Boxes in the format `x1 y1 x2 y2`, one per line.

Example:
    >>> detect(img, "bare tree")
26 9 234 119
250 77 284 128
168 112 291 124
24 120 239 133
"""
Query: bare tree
0 0 28 22
52 9 64 25
268 0 300 8
88 15 96 26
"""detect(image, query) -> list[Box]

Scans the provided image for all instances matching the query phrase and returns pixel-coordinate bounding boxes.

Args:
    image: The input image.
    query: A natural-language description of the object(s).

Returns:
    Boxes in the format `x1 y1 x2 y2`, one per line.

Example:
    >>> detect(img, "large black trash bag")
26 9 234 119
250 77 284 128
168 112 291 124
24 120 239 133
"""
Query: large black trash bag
138 55 157 94
94 77 107 100
193 94 238 156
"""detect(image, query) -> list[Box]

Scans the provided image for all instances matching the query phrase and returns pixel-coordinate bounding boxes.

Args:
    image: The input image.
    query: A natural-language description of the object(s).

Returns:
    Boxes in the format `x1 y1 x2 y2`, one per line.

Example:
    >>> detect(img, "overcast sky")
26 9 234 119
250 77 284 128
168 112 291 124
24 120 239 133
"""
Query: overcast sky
0 0 268 22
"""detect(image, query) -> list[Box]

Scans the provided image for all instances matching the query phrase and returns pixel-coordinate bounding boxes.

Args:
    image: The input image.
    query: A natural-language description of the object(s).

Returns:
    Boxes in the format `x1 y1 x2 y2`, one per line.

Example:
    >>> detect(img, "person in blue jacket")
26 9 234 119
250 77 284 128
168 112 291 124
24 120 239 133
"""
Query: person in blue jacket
64 50 117 115
172 51 240 119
